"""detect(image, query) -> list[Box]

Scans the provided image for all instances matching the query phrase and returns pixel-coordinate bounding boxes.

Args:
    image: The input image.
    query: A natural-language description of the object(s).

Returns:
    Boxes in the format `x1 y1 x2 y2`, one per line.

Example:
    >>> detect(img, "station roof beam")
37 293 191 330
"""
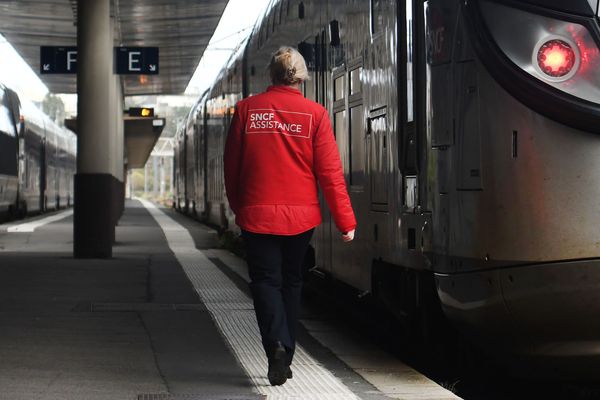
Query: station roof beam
0 0 228 95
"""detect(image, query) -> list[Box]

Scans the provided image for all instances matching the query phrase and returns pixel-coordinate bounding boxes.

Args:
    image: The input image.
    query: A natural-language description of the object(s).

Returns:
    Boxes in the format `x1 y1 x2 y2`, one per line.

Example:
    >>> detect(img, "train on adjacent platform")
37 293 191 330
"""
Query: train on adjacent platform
174 0 600 377
0 84 76 219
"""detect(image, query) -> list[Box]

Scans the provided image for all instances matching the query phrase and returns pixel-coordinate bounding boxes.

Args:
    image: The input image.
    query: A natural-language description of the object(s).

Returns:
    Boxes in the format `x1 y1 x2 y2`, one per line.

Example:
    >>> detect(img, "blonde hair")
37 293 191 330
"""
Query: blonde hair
268 46 310 85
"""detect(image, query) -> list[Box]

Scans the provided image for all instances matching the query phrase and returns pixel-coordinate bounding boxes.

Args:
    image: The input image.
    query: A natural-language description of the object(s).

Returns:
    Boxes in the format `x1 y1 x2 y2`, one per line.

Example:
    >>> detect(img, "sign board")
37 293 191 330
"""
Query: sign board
128 107 154 117
115 47 159 75
40 46 78 74
40 46 159 75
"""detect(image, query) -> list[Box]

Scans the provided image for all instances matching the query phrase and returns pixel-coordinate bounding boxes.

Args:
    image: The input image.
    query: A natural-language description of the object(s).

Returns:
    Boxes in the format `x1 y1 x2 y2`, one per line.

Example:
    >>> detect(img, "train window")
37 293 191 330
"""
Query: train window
266 14 271 39
371 0 384 36
273 4 280 29
276 3 282 26
350 105 365 186
0 104 15 136
304 71 316 101
334 75 345 101
19 135 26 187
334 110 350 177
368 108 389 207
281 1 286 23
350 67 362 95
26 158 30 188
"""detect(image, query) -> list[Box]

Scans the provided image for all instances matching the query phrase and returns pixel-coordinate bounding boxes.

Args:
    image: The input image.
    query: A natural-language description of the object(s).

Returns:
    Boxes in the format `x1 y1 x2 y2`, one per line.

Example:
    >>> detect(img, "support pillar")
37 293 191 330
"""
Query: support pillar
74 0 117 258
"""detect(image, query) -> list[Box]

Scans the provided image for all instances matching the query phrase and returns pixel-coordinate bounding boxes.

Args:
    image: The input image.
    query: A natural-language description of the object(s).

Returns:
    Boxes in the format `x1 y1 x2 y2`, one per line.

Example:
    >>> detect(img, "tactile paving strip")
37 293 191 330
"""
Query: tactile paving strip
139 199 361 400
138 395 265 400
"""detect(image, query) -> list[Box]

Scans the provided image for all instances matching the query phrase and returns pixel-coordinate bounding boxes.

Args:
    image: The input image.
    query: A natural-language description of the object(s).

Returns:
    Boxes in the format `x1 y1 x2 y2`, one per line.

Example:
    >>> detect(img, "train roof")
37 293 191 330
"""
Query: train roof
0 83 76 142
204 1 280 102
185 92 207 130
206 35 250 100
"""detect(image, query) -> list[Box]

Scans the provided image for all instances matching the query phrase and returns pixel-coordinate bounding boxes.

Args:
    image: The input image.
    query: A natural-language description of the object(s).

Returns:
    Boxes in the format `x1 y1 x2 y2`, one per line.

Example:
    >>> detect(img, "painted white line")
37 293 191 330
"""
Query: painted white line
137 198 361 400
5 209 73 233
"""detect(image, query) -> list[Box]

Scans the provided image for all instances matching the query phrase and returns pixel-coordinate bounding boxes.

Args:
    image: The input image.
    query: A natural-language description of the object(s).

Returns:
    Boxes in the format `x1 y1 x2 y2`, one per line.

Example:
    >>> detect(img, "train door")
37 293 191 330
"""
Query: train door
193 110 205 216
202 107 209 217
312 28 334 275
182 129 189 212
17 122 26 209
39 136 46 212
396 0 432 263
425 0 457 266
401 0 418 198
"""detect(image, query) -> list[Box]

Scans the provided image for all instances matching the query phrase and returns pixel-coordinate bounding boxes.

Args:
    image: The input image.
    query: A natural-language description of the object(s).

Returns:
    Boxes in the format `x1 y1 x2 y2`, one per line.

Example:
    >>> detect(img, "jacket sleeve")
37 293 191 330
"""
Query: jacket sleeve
313 109 357 233
224 104 243 214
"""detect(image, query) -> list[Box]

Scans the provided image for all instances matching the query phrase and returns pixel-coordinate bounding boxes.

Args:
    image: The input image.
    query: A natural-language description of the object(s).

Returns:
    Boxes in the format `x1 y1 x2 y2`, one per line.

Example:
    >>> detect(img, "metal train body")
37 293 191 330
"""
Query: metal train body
0 84 76 218
175 0 600 374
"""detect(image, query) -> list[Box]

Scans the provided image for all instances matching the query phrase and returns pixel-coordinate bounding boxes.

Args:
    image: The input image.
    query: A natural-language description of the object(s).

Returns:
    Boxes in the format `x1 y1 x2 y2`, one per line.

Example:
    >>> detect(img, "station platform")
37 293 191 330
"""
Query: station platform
0 199 461 400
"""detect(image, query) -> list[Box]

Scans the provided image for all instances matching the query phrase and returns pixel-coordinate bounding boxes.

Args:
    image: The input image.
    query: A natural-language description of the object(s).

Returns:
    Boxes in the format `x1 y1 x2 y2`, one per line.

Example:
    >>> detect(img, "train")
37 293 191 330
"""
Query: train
0 84 76 219
174 0 600 378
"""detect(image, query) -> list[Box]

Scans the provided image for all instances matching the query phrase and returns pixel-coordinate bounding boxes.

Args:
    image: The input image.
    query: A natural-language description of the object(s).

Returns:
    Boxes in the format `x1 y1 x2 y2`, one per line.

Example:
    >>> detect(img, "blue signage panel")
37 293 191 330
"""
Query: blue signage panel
40 46 78 74
115 47 159 75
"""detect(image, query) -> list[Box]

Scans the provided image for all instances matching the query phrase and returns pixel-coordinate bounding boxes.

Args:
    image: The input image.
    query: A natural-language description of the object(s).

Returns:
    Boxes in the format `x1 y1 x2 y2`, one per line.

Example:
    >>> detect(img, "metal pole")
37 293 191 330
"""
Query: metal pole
153 156 159 196
160 157 165 197
131 170 134 199
170 155 174 194
144 162 148 194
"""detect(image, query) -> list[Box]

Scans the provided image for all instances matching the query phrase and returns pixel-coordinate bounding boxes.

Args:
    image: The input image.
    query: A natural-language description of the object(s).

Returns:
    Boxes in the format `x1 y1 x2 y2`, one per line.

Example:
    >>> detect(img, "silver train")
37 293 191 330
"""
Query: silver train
0 84 76 218
175 0 600 376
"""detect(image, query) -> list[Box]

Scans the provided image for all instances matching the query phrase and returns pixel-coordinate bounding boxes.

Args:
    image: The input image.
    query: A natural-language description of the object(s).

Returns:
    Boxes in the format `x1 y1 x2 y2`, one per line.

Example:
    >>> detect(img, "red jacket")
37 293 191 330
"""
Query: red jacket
224 85 356 235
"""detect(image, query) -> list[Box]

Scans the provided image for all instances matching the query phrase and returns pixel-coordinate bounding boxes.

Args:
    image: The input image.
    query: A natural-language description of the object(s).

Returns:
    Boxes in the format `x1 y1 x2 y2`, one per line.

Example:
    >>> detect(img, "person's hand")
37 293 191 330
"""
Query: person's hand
342 229 355 242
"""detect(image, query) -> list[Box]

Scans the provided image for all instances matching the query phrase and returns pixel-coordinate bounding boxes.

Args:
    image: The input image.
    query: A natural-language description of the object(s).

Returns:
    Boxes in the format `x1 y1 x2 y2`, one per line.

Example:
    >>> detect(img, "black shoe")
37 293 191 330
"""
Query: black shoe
287 366 293 379
267 342 288 386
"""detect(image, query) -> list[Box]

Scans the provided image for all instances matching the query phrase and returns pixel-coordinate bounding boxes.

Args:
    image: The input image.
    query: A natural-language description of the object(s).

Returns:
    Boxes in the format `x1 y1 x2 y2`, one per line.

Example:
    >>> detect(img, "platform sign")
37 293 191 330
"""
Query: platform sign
115 47 159 75
40 46 158 75
40 46 78 74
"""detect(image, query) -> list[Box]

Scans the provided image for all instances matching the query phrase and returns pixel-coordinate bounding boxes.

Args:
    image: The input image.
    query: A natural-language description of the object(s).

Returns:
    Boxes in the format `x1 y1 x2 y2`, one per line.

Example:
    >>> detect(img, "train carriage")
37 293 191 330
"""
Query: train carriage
0 83 76 218
18 98 47 214
175 0 600 376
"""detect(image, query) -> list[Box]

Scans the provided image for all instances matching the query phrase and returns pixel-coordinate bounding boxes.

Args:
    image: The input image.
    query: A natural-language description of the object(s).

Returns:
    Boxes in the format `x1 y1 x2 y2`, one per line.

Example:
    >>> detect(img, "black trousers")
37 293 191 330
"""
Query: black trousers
242 228 314 364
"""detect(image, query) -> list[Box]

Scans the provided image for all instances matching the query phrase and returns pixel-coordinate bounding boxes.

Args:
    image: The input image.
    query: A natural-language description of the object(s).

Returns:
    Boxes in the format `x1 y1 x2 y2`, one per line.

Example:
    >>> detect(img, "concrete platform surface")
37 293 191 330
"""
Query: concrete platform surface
0 199 461 400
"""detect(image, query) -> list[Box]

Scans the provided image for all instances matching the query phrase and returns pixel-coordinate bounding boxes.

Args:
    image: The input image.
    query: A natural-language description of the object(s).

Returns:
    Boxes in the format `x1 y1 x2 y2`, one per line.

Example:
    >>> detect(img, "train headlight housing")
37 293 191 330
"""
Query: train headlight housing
479 0 600 104
534 37 579 82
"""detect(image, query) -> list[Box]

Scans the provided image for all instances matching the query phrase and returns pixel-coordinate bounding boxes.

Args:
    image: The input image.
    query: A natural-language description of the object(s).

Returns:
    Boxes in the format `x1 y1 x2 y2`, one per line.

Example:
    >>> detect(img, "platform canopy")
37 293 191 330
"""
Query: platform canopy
0 0 228 95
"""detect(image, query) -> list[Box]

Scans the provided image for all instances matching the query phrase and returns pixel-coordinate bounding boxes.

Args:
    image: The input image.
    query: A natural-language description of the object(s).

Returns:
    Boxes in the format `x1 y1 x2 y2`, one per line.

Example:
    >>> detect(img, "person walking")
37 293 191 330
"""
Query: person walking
224 46 356 386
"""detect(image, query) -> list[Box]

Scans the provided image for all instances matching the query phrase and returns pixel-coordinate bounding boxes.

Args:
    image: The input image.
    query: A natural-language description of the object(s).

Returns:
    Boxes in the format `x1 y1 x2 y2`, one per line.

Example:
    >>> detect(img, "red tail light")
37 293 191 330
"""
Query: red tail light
536 39 577 79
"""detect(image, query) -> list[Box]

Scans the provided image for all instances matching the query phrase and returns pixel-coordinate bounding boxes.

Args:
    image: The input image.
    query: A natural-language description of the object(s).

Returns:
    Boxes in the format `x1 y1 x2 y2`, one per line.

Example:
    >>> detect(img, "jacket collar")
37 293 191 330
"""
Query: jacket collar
267 85 303 96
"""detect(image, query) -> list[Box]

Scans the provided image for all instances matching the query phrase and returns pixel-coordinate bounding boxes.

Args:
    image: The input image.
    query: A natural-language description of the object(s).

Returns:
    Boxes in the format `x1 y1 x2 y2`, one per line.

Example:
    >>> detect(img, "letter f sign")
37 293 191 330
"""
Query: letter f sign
67 50 77 71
